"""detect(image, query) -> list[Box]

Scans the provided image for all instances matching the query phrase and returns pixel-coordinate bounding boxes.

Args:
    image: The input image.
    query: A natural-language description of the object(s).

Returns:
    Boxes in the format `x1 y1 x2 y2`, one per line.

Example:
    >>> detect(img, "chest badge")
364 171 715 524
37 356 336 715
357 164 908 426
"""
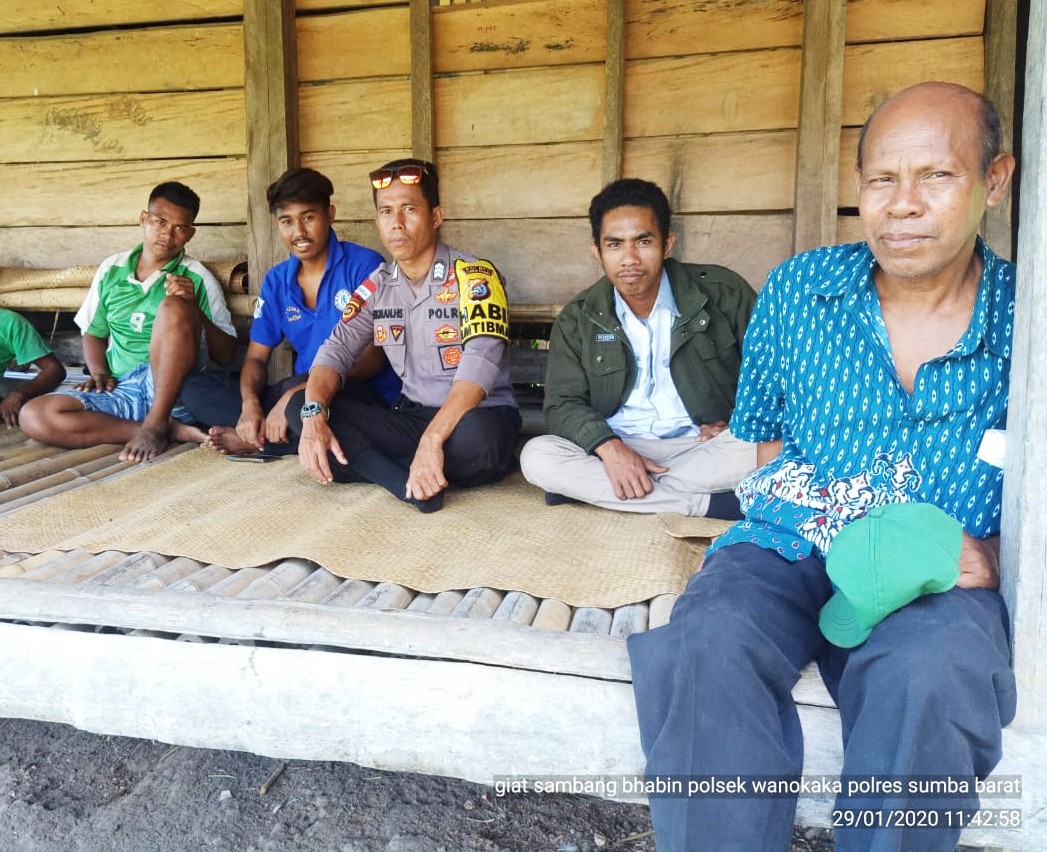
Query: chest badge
434 283 458 304
435 323 459 344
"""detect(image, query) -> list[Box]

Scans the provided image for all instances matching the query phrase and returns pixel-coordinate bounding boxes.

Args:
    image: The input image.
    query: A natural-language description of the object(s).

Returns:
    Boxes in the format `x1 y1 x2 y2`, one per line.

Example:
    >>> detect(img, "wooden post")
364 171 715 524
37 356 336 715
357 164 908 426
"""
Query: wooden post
1002 0 1047 732
410 0 434 162
602 0 625 188
984 0 1019 259
243 0 298 379
792 0 845 253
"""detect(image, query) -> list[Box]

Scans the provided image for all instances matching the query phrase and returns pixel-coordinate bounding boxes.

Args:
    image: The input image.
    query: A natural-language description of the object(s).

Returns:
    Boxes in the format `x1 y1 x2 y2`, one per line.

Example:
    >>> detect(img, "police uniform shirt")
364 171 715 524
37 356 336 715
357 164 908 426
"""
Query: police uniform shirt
312 242 516 409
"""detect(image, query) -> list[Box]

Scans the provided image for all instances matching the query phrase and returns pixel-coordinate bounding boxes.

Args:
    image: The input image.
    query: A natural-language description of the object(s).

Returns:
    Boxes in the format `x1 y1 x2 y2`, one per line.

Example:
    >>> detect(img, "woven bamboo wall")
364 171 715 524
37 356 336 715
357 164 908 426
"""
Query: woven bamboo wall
0 0 989 303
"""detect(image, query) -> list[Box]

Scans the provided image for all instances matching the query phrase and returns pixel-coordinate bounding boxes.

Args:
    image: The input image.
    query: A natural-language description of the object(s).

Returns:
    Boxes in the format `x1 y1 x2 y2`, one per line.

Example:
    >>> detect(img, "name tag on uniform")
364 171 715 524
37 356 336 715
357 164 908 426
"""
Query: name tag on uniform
596 332 616 343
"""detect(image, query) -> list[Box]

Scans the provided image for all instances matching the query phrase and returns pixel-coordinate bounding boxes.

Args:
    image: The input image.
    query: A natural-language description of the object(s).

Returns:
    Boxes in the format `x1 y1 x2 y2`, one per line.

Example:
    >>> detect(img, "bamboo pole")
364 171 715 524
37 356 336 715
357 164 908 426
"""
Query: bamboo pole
532 598 572 632
492 591 540 626
451 587 504 619
647 593 677 629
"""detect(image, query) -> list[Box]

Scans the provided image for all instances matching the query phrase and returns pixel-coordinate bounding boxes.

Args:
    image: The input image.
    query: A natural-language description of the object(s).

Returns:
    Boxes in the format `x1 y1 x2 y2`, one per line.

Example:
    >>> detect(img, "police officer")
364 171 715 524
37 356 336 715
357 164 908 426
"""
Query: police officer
289 159 520 512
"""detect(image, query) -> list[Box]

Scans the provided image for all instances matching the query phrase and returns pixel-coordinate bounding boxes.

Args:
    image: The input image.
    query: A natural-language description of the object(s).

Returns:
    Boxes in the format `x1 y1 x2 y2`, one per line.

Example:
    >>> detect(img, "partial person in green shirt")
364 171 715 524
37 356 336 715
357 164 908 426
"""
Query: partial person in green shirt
0 308 66 428
20 182 237 462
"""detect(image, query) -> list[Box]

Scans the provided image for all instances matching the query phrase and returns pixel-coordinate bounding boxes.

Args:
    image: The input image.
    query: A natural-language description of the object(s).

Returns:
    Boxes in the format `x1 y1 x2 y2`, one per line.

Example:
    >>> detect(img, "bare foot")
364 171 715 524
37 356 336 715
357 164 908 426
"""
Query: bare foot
171 420 209 445
203 425 260 455
120 424 169 462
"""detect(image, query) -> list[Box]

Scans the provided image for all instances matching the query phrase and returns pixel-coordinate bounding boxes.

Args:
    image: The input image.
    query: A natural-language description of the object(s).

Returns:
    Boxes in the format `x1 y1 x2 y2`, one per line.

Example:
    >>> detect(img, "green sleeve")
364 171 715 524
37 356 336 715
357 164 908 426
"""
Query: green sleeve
0 309 52 367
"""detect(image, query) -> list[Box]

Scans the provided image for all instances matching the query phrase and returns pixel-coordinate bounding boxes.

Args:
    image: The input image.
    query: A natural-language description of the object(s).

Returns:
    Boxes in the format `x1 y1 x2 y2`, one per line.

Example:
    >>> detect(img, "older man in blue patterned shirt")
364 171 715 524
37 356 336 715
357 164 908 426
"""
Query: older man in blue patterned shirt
628 82 1018 851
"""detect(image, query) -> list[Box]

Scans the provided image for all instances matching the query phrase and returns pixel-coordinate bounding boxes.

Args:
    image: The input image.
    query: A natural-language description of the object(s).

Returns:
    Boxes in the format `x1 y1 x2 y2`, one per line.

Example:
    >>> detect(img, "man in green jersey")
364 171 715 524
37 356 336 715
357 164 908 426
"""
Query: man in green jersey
0 308 67 428
20 182 237 461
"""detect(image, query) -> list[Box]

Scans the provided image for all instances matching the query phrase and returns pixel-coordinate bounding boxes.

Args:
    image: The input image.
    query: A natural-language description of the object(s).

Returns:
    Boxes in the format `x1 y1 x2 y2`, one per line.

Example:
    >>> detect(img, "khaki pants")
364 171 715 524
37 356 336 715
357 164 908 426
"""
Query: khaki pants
519 430 756 516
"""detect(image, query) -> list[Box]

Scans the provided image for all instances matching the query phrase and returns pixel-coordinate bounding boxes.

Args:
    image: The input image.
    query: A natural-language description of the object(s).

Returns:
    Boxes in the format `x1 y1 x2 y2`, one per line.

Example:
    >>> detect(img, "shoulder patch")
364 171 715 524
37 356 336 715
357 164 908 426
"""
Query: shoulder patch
340 278 377 323
455 258 508 343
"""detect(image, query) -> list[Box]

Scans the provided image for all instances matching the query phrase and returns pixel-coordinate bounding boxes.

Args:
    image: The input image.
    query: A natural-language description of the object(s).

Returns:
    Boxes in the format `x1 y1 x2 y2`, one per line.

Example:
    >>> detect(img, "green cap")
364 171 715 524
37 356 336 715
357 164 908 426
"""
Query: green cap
818 502 962 648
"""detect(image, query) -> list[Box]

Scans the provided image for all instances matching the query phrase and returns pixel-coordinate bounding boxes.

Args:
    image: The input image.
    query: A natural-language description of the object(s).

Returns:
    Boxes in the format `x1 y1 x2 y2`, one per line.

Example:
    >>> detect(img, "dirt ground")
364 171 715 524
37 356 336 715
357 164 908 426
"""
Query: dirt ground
0 718 836 852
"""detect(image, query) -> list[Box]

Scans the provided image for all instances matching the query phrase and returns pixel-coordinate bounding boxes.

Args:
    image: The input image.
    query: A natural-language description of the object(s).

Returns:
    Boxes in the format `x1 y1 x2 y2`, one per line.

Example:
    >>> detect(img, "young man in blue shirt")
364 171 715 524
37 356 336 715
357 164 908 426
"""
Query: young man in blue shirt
189 168 399 455
629 83 1018 851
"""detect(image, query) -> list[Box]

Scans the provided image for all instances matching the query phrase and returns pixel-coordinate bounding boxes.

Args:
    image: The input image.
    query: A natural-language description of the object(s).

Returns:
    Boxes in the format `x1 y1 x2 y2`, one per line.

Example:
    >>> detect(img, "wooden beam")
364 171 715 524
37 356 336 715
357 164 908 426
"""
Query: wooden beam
984 0 1019 259
602 0 625 187
0 577 631 681
793 0 845 253
410 0 434 161
1 620 1043 847
243 0 298 295
1002 0 1047 732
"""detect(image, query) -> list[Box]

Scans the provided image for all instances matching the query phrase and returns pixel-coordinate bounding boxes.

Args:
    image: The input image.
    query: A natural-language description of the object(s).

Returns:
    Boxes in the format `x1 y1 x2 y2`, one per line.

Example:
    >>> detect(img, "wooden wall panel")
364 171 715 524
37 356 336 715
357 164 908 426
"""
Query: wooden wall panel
626 0 803 60
440 219 600 305
440 143 603 219
0 1 242 34
410 0 435 160
673 213 794 292
623 132 796 213
299 80 412 153
0 0 999 311
324 189 793 301
303 135 791 221
434 0 604 73
0 91 245 163
442 213 792 304
318 145 602 222
298 8 410 82
624 49 802 138
837 128 861 207
2 24 244 98
0 10 249 274
835 216 865 246
435 67 604 148
792 0 845 254
303 151 412 220
842 38 984 126
846 0 985 43
0 159 247 227
297 0 389 10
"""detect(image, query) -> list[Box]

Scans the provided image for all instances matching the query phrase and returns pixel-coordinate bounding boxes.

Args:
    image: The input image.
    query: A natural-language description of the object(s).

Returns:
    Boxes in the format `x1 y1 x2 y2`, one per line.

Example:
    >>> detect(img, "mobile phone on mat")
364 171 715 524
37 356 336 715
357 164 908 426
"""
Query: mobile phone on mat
226 454 282 463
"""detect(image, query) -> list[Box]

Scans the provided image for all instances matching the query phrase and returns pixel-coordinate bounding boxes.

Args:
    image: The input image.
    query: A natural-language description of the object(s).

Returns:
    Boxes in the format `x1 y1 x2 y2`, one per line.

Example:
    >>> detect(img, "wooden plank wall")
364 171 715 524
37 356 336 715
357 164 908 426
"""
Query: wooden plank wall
0 3 248 269
0 0 995 303
296 0 988 305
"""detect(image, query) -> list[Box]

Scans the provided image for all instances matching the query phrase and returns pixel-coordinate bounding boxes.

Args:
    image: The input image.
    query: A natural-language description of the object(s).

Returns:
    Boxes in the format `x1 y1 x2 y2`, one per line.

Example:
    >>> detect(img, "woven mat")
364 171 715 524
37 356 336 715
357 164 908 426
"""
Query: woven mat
0 448 731 608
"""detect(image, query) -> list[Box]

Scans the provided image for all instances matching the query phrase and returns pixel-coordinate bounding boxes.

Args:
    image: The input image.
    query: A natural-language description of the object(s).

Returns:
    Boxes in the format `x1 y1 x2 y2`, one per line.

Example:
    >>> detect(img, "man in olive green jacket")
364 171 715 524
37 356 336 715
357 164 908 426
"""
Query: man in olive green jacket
520 179 756 517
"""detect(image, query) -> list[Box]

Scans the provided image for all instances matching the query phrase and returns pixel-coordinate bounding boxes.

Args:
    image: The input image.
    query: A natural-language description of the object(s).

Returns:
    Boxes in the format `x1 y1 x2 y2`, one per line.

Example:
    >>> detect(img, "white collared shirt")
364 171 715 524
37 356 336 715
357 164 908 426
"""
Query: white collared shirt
606 271 698 439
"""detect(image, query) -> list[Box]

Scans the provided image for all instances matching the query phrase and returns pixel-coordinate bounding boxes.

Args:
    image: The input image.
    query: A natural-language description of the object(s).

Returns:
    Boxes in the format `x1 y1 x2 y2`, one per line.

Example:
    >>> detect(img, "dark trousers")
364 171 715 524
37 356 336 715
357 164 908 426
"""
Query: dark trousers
179 371 383 456
286 389 521 487
627 543 1016 852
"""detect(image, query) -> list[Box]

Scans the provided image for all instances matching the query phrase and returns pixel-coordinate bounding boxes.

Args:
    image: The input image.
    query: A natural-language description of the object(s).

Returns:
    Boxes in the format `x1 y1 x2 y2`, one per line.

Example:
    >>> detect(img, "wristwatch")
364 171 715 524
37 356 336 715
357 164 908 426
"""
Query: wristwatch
300 401 330 420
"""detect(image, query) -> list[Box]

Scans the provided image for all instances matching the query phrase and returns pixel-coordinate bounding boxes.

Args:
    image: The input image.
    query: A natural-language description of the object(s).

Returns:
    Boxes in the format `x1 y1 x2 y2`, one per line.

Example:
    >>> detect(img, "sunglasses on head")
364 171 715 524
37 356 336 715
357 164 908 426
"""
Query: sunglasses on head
369 164 428 190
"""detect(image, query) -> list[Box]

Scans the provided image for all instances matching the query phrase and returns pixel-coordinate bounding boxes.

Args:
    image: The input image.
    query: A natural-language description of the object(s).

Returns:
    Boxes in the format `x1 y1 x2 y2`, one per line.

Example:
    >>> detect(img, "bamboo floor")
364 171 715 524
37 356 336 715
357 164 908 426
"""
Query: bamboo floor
0 426 855 836
3 428 1041 848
